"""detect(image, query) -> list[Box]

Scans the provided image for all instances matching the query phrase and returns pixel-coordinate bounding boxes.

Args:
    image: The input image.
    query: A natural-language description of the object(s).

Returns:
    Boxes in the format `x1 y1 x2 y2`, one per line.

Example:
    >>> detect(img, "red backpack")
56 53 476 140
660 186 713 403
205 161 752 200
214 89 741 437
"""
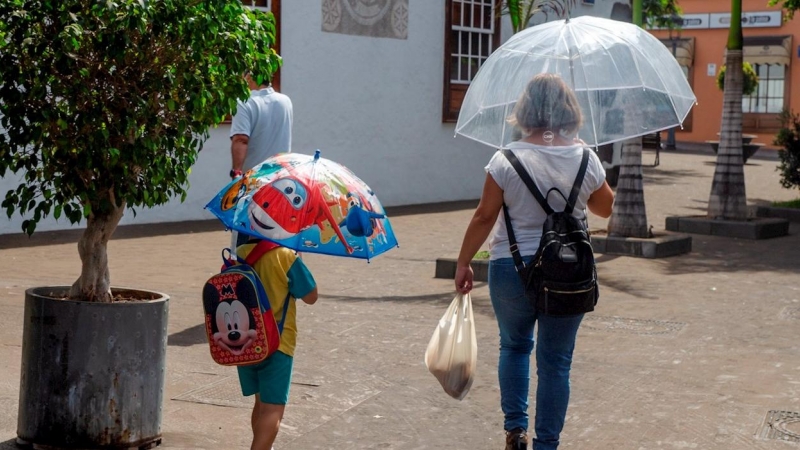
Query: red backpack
201 241 290 366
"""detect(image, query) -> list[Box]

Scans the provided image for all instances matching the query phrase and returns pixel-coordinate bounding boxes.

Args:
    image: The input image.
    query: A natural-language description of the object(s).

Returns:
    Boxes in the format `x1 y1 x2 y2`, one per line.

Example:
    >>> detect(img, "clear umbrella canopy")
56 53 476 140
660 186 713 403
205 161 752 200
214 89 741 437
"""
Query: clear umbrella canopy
455 15 697 149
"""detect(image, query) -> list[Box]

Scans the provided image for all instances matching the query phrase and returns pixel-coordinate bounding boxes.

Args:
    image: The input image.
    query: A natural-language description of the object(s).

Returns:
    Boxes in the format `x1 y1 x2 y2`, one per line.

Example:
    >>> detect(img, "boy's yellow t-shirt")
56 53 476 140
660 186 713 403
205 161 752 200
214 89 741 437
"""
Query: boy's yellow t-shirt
236 244 316 357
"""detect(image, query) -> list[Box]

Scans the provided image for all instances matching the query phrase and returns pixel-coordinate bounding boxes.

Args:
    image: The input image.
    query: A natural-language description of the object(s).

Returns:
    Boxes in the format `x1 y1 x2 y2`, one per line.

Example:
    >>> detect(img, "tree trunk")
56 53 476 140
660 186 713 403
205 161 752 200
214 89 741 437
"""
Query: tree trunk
607 137 649 238
69 192 125 303
708 59 747 218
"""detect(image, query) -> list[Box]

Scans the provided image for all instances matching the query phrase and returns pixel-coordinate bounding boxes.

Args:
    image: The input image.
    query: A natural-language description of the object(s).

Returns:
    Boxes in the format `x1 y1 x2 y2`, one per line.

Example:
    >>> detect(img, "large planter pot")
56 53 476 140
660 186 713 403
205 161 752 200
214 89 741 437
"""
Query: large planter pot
17 287 169 449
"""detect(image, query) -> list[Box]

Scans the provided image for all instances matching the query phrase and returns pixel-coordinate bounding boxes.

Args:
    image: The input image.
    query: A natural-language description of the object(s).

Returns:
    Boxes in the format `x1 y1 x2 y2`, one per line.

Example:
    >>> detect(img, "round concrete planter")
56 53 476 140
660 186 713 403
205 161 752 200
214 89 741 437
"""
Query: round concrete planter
17 287 169 449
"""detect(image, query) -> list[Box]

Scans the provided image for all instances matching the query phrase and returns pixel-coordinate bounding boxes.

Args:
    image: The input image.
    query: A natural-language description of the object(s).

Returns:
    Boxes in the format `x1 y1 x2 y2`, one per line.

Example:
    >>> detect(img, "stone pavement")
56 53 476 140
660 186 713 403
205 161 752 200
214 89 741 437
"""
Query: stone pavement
0 145 799 449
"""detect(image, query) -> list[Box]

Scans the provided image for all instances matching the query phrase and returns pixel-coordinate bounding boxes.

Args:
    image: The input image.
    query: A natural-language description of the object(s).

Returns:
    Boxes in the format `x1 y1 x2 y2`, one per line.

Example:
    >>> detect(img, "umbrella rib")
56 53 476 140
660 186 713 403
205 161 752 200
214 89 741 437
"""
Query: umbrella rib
500 47 573 60
501 45 536 145
565 23 599 147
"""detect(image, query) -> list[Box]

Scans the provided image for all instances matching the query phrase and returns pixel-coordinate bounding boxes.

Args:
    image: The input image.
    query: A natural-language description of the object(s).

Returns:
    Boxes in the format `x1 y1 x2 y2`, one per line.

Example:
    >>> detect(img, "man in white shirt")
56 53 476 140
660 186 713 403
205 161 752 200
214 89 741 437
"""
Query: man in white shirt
229 73 293 247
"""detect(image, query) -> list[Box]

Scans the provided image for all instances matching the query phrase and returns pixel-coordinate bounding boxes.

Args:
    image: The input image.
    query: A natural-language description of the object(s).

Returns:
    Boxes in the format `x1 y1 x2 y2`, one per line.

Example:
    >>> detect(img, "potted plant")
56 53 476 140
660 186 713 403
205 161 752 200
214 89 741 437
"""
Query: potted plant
0 1 280 447
716 61 759 96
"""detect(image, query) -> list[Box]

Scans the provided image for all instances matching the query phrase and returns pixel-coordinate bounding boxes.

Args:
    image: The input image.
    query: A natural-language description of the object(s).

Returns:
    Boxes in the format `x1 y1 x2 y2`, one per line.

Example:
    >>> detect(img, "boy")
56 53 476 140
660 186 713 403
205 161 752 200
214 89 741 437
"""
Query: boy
235 240 318 450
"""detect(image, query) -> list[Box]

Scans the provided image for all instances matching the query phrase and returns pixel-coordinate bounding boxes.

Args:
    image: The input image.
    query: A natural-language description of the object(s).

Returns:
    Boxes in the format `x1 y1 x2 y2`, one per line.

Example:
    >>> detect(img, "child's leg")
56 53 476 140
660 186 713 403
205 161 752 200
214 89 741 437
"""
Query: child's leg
246 351 293 449
251 394 285 450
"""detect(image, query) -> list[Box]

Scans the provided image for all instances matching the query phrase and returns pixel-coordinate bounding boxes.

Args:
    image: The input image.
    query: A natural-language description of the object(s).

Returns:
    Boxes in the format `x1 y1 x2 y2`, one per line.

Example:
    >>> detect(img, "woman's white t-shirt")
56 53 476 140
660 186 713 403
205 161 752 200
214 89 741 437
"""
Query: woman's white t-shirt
485 141 606 261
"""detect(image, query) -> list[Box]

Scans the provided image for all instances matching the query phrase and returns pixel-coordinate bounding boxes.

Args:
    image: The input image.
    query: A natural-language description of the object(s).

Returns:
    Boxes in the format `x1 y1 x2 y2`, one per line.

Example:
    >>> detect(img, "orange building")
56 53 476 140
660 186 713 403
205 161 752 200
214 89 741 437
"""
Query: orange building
648 0 800 148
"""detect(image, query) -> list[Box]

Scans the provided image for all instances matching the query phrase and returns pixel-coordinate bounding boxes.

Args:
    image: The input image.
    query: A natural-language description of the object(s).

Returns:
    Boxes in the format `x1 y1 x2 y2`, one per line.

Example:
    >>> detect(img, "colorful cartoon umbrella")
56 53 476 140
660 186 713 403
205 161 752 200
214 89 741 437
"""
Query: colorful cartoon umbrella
206 150 398 261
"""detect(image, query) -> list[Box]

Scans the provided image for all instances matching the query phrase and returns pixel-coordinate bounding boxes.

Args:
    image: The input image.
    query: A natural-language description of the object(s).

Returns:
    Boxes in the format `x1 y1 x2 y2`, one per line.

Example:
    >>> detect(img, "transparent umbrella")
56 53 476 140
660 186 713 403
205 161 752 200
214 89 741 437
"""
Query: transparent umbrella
455 15 697 149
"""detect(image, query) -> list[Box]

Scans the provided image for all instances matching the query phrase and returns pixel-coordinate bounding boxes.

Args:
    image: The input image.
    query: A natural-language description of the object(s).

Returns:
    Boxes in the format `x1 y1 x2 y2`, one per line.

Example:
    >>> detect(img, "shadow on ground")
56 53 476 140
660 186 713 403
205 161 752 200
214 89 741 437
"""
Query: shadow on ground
658 223 799 276
168 324 208 347
642 166 706 186
0 439 20 449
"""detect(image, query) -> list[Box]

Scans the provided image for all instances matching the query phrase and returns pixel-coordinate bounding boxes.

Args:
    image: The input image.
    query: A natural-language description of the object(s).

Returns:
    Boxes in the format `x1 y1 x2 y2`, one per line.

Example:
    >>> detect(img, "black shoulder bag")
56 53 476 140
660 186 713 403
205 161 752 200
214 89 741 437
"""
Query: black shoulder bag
501 149 598 316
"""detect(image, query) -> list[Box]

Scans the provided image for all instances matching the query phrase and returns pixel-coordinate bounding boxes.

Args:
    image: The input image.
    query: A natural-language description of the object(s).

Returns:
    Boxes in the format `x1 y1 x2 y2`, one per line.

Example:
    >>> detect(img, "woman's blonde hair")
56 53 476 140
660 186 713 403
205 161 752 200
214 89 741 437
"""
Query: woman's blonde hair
508 73 583 137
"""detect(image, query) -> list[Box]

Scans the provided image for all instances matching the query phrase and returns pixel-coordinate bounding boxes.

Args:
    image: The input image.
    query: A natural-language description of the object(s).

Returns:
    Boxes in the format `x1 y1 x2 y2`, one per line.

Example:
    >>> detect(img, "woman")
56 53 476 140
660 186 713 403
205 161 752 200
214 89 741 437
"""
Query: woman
455 73 614 450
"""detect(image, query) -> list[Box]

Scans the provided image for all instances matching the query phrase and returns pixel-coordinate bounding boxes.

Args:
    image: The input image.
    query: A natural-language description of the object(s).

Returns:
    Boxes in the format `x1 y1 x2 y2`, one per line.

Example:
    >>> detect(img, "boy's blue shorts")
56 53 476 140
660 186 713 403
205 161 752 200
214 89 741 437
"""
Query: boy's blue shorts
237 351 293 405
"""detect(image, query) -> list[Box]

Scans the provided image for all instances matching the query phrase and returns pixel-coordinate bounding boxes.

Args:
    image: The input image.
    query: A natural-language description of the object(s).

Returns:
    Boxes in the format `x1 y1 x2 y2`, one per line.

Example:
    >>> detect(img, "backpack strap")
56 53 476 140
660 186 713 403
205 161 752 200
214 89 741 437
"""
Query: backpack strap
564 149 591 215
501 149 554 215
242 240 292 336
244 239 280 267
501 149 548 272
276 293 291 334
502 203 526 271
500 148 591 272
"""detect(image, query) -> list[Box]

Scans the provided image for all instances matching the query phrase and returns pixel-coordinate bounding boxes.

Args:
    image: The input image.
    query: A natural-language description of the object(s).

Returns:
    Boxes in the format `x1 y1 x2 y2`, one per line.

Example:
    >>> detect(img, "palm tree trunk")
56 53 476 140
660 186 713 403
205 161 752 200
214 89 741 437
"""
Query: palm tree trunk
708 0 747 220
607 138 649 238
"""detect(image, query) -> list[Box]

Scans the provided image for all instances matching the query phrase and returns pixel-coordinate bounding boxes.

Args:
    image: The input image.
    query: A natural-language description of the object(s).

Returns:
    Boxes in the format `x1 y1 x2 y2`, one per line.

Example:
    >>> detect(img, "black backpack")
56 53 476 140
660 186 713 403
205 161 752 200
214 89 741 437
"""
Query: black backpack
501 149 598 317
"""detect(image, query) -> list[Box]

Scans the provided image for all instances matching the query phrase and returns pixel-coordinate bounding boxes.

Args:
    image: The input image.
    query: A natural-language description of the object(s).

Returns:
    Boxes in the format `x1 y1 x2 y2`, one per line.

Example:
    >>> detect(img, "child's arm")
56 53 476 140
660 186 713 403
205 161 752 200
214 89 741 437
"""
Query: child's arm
287 254 318 305
300 288 318 305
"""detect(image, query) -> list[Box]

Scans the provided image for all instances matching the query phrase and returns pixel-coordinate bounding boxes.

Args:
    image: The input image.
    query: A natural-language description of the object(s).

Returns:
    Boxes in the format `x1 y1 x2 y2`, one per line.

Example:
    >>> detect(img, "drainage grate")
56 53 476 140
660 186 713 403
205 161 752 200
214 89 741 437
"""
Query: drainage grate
582 315 685 336
172 376 252 408
756 410 800 443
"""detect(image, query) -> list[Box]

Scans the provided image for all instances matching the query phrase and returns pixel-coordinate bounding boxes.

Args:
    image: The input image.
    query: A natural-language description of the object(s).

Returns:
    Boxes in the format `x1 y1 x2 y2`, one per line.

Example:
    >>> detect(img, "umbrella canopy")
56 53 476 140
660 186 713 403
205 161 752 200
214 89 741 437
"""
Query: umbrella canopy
455 15 697 149
206 150 398 261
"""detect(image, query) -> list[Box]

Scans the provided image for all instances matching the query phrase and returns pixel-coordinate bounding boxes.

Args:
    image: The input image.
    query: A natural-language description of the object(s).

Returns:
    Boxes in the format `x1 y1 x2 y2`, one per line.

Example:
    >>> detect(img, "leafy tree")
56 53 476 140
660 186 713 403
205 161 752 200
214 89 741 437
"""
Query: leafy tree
769 0 800 20
643 0 682 29
708 0 747 219
774 110 800 191
0 0 280 302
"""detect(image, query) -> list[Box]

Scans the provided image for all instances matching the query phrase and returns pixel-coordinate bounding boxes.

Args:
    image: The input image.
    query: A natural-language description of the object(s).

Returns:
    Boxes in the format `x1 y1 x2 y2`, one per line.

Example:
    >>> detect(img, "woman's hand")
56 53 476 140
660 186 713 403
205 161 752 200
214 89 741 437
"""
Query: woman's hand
455 265 474 294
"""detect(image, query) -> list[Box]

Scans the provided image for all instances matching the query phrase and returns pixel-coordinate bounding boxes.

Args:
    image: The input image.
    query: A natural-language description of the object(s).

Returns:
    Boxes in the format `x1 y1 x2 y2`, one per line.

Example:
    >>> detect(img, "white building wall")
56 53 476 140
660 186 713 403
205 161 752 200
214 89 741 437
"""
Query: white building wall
279 1 492 208
0 0 630 236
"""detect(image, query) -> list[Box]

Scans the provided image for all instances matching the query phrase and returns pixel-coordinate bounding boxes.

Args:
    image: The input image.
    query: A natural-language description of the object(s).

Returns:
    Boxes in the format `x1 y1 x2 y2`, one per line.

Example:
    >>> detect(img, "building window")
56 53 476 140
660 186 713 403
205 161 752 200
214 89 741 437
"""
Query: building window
443 0 500 122
742 64 785 114
244 0 271 7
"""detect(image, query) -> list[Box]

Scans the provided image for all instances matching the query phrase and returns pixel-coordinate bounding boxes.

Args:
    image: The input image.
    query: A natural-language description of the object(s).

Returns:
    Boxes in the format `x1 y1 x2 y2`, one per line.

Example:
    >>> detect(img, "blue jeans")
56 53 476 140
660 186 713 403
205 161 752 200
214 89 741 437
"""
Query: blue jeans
489 257 583 450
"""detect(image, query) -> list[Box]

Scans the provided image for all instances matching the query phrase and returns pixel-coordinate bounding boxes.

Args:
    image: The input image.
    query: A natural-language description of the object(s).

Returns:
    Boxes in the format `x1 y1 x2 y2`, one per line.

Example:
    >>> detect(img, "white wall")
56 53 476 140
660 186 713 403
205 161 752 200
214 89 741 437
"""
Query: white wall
0 0 631 236
279 2 494 207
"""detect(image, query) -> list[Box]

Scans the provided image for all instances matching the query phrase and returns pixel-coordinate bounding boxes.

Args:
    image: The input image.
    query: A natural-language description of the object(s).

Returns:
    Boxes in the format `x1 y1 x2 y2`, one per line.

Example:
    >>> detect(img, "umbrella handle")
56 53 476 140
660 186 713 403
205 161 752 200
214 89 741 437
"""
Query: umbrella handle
221 248 236 268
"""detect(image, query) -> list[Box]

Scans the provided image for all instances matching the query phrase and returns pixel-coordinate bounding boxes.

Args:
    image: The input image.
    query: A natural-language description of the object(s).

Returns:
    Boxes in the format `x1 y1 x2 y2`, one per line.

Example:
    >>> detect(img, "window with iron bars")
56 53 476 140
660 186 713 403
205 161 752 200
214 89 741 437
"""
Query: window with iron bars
443 0 500 122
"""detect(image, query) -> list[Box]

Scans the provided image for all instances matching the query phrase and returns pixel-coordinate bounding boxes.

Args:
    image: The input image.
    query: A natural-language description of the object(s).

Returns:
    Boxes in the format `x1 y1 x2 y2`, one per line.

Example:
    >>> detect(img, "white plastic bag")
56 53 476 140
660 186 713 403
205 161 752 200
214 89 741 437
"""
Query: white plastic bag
424 292 478 400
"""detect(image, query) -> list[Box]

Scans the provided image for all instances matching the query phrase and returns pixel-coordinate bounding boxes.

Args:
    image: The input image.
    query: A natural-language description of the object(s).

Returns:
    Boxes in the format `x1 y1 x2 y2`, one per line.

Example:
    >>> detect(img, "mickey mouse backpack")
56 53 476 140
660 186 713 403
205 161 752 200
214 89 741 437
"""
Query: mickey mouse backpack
202 240 290 366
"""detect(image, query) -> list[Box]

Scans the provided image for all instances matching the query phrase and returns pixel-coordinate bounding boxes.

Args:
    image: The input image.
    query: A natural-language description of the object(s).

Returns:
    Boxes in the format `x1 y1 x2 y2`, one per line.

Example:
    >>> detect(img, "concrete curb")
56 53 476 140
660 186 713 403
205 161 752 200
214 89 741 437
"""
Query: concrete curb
591 232 692 258
435 256 489 282
752 205 800 223
665 215 790 240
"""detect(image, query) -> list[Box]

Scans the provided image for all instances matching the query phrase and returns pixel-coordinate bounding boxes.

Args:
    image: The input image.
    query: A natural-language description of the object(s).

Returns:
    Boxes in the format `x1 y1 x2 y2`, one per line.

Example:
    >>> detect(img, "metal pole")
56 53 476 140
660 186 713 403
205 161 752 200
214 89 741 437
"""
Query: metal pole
666 38 678 150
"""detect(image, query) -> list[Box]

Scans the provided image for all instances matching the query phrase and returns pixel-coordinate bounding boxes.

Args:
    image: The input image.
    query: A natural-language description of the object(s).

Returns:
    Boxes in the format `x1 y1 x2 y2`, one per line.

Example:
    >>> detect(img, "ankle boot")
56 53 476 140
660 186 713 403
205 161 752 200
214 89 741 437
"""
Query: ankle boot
505 427 528 450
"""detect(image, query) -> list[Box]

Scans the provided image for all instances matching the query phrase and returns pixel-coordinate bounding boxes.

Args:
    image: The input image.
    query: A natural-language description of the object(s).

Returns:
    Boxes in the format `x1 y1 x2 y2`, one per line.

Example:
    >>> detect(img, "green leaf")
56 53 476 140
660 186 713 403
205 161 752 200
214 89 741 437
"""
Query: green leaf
507 0 521 32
